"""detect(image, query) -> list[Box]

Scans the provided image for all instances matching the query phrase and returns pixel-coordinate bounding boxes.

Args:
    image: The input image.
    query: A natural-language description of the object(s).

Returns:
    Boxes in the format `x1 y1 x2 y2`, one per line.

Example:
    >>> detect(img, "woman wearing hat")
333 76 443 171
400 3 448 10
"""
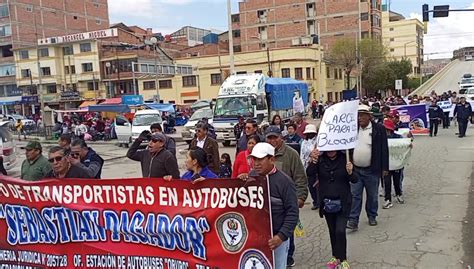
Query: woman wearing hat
300 124 319 210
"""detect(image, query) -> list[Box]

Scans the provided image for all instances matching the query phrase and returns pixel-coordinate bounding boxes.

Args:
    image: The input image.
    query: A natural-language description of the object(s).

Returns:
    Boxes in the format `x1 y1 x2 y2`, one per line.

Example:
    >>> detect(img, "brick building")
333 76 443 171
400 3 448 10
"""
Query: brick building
236 0 382 52
0 0 109 113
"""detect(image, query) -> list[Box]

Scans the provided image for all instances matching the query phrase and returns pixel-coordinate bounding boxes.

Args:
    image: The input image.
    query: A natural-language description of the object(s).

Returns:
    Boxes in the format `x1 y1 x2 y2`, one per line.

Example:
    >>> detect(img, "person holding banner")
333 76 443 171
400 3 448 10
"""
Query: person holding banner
232 134 260 179
181 148 218 181
306 150 356 269
382 119 405 209
347 105 388 230
44 146 89 179
20 141 52 181
428 99 444 137
249 142 298 269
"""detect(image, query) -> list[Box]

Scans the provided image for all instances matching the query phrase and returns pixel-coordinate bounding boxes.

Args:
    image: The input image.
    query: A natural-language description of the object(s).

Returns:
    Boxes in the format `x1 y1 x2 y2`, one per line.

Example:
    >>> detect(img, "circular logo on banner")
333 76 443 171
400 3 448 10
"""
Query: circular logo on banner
239 249 271 269
216 212 248 253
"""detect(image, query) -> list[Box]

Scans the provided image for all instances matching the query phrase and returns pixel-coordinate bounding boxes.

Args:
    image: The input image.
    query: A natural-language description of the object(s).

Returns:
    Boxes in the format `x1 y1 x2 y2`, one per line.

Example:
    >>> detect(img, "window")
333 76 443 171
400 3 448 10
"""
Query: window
257 9 268 23
63 46 74 55
295 68 303 80
231 14 240 23
0 65 14 77
306 67 312 79
143 81 156 90
389 27 394 31
254 70 263 74
334 68 339 79
232 30 241 38
26 5 33 12
21 69 30 78
80 43 91 52
0 25 11 37
360 12 369 21
361 31 369 39
258 26 267 40
339 69 343 80
19 50 29 59
73 16 78 20
211 73 221 85
46 84 56 94
81 63 93 72
233 45 242 52
326 66 331 78
40 67 51 76
390 48 395 52
306 3 315 17
159 80 172 89
327 92 333 101
0 5 9 17
182 75 197 87
87 82 99 91
256 94 267 110
65 65 75 74
236 71 247 75
96 19 101 25
38 48 49 57
281 68 290 78
307 20 316 35
390 38 394 42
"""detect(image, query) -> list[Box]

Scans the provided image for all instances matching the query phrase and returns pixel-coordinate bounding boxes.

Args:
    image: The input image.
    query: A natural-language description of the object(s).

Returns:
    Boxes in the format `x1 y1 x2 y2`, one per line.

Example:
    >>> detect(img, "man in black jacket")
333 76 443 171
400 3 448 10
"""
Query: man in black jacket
454 97 472 138
70 139 104 178
347 105 389 230
249 142 298 269
428 99 444 137
127 131 180 179
150 123 176 157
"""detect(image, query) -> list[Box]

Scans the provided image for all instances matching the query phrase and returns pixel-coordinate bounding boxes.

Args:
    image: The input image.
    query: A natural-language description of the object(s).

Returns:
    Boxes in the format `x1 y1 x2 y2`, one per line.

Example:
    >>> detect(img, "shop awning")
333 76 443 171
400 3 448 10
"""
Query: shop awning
145 103 175 113
100 98 122 105
79 100 97 108
89 104 130 113
0 96 22 105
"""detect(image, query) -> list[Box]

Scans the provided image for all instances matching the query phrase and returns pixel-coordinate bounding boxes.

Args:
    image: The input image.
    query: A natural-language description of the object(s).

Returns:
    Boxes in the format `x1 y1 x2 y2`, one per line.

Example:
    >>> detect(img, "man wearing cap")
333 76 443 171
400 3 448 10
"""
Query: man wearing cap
150 123 176 157
347 104 388 230
249 142 298 269
265 125 308 267
454 97 472 138
20 141 52 181
127 130 180 179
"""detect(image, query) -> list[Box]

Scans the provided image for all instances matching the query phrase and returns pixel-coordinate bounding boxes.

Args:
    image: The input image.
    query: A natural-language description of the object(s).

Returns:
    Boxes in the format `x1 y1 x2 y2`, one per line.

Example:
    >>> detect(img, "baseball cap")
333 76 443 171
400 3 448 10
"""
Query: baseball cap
250 142 275 159
303 124 318 134
150 132 166 142
383 119 395 131
265 125 282 138
358 104 373 114
21 141 42 150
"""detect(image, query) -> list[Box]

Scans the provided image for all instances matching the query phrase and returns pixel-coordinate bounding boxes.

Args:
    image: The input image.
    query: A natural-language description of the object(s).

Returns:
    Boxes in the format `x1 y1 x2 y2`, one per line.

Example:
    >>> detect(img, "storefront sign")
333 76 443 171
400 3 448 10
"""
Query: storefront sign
37 28 118 45
122 95 143 105
60 91 81 101
0 176 274 269
21 96 38 104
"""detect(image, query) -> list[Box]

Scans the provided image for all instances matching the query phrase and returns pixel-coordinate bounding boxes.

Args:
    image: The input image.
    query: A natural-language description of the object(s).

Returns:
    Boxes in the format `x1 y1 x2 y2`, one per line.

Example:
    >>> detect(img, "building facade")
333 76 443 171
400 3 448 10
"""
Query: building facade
453 47 474 61
236 0 382 52
138 46 345 104
0 0 109 113
382 9 424 75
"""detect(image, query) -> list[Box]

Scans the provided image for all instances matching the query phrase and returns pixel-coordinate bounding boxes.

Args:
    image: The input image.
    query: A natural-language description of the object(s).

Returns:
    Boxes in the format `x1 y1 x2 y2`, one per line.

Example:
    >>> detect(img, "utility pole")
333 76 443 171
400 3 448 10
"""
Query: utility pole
92 72 98 102
131 61 137 95
150 37 160 103
227 0 235 75
317 22 323 102
68 56 73 89
34 17 45 128
266 47 272 77
357 0 363 98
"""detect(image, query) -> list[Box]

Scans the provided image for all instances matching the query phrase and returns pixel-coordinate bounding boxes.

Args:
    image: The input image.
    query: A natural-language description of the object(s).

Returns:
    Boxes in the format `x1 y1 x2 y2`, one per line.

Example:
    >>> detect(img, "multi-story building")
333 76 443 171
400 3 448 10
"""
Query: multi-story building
139 46 345 104
0 0 109 113
453 47 474 61
170 26 212 47
236 0 382 52
382 9 424 75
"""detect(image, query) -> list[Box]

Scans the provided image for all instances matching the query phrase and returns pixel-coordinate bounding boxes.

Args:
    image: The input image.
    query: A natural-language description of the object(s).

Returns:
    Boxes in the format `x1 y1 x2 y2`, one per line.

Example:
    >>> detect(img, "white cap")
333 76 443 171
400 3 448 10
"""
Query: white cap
303 124 318 134
250 142 275 159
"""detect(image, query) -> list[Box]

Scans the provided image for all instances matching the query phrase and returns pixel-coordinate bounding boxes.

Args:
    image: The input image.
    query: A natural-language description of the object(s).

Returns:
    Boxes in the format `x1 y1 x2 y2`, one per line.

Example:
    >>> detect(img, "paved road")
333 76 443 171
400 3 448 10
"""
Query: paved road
425 60 474 95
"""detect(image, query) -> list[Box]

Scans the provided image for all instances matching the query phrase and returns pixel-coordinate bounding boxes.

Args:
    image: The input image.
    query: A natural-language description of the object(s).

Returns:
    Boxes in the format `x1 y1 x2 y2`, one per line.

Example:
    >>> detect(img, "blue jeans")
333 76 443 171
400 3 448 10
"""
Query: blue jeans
274 239 289 269
349 167 380 223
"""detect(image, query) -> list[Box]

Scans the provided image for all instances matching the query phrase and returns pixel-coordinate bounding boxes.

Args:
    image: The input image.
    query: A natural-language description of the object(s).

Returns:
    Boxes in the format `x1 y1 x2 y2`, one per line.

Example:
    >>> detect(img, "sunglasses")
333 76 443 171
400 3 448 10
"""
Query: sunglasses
70 153 80 158
48 156 64 163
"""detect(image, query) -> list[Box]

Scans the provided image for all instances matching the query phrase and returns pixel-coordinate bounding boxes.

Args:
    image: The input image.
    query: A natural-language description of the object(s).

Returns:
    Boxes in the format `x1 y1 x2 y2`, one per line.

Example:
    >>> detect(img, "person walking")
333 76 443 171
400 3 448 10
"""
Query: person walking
58 134 72 151
219 153 232 178
233 116 246 140
300 124 319 210
181 148 218 181
293 112 308 138
271 115 287 134
190 122 220 175
44 146 89 179
69 139 104 179
428 99 444 137
311 99 318 119
15 119 26 141
347 105 388 230
236 119 263 154
20 141 52 181
232 134 260 179
249 142 298 269
150 123 176 157
265 125 308 267
127 131 180 179
454 97 472 138
307 150 356 269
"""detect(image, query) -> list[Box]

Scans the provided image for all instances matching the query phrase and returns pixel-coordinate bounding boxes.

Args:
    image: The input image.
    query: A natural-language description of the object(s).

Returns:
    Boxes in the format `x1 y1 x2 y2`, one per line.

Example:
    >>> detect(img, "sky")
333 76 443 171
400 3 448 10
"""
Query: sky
109 0 474 59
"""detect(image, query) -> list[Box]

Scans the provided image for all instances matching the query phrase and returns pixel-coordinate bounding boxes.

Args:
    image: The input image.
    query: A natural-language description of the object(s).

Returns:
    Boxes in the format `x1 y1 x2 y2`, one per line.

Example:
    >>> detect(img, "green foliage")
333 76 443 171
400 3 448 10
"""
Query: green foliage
328 38 357 90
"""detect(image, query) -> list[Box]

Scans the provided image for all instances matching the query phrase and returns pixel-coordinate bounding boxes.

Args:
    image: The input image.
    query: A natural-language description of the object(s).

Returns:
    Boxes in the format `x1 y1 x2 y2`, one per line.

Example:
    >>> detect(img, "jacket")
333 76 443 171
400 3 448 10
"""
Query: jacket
454 102 472 120
127 138 180 179
274 143 308 202
44 165 90 179
164 135 177 157
75 148 104 179
306 152 357 218
428 105 444 120
250 168 298 241
232 149 252 178
21 155 52 181
284 134 302 144
190 136 220 175
352 121 389 176
236 133 264 155
182 166 218 181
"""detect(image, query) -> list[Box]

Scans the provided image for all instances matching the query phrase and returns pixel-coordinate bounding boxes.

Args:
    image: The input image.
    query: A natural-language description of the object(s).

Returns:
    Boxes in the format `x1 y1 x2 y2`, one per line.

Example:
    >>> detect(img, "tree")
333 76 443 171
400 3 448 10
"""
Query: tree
359 38 388 94
387 58 413 90
328 38 357 90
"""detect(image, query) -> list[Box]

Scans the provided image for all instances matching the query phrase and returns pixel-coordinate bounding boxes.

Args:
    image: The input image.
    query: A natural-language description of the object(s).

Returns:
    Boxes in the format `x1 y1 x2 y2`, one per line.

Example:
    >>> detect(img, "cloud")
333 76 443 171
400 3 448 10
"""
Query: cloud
108 0 155 19
409 3 474 59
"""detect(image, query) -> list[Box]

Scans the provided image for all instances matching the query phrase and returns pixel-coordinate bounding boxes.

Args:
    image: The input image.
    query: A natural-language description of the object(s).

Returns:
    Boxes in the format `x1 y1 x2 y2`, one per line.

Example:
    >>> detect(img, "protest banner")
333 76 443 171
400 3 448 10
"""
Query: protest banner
0 176 274 269
437 100 452 112
391 104 429 135
388 138 412 171
316 100 359 151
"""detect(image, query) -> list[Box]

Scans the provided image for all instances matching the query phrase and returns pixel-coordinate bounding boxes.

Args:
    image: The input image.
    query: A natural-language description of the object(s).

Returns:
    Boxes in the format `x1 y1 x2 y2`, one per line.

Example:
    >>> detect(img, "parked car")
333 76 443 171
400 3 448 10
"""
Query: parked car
0 121 17 170
181 107 213 144
114 110 163 148
1 114 36 133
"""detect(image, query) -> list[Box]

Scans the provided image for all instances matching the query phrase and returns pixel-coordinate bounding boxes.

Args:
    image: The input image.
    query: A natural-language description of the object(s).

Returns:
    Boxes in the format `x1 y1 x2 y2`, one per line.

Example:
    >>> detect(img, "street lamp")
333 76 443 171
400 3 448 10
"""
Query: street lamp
150 37 160 103
105 62 112 98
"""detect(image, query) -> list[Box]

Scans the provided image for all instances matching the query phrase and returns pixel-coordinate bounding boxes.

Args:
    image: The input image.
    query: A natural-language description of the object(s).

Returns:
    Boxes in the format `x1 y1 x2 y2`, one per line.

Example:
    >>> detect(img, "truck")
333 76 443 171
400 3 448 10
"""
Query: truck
212 73 308 146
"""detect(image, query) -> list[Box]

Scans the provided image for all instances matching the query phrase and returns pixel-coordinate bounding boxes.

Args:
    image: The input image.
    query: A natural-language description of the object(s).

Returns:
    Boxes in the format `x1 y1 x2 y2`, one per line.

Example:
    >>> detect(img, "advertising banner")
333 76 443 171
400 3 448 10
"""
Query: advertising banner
0 176 274 269
391 104 429 135
316 100 359 151
388 138 412 171
437 100 452 113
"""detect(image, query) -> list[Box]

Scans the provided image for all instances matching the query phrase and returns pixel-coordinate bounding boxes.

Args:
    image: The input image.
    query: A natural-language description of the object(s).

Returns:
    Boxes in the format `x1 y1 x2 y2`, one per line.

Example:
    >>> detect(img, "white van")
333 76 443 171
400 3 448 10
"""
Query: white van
115 109 163 147
0 121 17 170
